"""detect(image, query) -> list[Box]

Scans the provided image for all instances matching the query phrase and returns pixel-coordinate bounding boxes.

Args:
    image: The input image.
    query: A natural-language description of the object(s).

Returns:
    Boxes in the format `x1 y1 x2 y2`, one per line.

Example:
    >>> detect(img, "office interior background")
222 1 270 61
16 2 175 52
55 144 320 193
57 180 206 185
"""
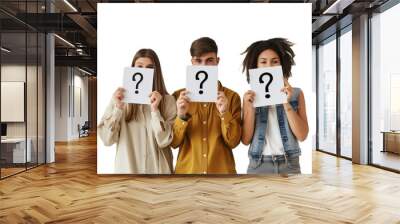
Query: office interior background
1 0 399 178
0 0 400 223
313 0 400 172
0 0 97 179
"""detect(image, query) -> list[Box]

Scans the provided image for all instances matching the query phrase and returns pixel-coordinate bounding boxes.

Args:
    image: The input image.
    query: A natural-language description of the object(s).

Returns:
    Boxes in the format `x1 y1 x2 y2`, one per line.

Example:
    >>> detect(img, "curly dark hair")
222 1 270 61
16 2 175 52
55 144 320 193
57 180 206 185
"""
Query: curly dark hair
242 38 295 82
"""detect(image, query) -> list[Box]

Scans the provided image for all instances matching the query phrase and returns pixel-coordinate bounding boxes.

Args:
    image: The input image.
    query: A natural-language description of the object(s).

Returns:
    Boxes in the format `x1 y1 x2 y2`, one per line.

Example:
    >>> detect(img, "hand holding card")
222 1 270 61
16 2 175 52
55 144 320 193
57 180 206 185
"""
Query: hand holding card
122 67 154 105
249 66 287 107
186 65 218 102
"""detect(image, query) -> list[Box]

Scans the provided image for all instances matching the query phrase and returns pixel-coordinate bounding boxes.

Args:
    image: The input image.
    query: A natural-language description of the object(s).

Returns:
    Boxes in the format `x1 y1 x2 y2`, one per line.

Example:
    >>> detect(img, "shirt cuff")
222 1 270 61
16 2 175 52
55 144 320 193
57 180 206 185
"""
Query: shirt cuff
219 111 233 125
151 109 163 121
174 116 189 129
112 106 124 120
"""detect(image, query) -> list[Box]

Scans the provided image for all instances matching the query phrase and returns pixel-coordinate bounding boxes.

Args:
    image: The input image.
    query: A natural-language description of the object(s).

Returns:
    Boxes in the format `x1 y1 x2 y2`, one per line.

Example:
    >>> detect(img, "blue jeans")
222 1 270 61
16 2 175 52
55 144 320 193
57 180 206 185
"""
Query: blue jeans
247 155 301 174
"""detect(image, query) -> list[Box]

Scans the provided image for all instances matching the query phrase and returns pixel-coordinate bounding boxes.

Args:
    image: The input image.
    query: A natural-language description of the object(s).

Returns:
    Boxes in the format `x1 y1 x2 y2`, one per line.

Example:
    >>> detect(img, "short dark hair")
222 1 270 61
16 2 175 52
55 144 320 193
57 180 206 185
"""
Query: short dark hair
241 38 295 82
190 37 218 57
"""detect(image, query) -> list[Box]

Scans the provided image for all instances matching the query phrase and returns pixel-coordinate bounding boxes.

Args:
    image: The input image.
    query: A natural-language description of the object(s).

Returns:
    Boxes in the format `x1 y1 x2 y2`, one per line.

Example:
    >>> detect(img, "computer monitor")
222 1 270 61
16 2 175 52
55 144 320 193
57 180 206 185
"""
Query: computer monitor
1 123 7 137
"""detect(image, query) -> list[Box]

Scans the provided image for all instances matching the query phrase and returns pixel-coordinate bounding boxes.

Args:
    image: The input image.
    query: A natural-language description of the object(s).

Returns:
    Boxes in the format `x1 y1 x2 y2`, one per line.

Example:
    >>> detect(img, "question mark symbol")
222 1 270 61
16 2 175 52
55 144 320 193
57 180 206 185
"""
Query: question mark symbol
132 72 143 94
195 71 208 94
259 72 273 98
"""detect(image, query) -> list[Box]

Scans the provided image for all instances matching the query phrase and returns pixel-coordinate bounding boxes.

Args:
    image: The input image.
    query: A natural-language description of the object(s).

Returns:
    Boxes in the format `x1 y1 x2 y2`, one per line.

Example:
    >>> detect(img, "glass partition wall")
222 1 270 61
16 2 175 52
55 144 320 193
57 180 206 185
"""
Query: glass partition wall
0 2 46 179
316 25 353 159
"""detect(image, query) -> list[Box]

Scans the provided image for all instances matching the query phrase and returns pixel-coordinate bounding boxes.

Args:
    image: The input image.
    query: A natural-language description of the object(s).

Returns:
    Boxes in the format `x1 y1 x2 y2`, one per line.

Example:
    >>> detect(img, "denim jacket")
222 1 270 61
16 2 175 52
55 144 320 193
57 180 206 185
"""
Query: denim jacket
248 87 302 165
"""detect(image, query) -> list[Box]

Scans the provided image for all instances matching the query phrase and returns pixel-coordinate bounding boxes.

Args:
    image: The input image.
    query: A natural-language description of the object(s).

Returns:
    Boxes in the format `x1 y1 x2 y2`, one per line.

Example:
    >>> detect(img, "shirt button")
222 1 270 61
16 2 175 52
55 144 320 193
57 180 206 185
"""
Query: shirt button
202 138 207 141
202 121 206 125
203 153 207 157
203 104 207 107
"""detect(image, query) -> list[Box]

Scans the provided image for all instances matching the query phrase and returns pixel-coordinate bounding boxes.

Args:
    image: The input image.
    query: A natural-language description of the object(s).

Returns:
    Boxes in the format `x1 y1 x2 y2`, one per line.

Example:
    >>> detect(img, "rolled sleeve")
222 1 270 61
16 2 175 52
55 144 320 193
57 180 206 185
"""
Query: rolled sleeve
150 96 176 148
170 116 190 149
98 100 124 146
220 94 242 149
220 111 234 125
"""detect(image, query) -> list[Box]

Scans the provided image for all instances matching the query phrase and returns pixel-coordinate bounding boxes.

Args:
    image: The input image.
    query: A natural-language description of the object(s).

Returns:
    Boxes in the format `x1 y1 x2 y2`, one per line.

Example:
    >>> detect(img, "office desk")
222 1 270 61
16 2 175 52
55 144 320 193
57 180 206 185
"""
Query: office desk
1 138 32 164
381 131 400 154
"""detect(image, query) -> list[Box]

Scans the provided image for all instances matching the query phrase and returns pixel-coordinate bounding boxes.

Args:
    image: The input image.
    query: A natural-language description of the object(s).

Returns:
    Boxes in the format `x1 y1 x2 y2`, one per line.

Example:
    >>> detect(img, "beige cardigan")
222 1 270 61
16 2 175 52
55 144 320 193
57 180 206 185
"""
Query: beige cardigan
98 95 176 174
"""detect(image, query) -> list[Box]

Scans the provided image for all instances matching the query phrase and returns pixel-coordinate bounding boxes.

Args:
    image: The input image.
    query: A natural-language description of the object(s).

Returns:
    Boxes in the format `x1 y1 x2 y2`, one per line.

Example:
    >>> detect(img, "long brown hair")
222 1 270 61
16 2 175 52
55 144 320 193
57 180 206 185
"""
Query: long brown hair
125 49 169 122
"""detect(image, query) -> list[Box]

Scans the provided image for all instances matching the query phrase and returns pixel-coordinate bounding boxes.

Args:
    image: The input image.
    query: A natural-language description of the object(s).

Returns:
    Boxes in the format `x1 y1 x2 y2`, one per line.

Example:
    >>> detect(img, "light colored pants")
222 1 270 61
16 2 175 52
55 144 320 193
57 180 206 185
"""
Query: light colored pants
247 155 301 174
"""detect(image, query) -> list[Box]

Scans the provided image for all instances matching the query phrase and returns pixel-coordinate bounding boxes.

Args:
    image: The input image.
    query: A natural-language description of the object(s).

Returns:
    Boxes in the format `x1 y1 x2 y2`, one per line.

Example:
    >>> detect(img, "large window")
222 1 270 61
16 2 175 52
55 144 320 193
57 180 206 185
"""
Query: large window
339 27 352 158
317 35 337 155
316 25 353 159
370 2 400 171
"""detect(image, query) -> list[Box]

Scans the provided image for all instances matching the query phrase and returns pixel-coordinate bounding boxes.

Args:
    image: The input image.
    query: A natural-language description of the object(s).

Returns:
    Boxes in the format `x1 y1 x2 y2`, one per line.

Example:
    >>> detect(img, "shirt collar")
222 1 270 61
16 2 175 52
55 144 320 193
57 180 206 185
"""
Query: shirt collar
218 81 223 91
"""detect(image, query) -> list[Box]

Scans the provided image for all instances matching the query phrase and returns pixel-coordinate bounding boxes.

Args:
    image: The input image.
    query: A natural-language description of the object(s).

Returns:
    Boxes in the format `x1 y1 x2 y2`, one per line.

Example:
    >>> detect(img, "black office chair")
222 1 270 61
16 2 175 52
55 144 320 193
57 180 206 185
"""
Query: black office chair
79 121 90 138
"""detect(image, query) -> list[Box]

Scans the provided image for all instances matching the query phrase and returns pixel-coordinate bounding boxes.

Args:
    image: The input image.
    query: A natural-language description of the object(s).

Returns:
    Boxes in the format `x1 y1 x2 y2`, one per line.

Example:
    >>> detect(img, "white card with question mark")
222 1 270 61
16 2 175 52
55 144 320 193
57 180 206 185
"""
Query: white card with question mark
249 66 287 107
186 65 218 102
122 67 154 105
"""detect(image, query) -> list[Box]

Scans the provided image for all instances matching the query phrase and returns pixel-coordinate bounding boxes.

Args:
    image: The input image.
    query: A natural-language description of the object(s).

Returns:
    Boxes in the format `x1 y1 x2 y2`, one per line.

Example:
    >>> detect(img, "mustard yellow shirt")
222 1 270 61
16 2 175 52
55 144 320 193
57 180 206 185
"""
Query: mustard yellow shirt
171 82 242 174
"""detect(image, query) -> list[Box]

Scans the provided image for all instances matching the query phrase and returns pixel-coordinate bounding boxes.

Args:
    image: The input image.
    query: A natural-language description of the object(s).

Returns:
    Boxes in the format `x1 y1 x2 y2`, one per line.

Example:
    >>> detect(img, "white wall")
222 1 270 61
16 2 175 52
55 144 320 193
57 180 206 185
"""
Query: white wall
1 65 26 133
54 66 89 141
55 67 68 141
71 71 89 139
1 65 38 138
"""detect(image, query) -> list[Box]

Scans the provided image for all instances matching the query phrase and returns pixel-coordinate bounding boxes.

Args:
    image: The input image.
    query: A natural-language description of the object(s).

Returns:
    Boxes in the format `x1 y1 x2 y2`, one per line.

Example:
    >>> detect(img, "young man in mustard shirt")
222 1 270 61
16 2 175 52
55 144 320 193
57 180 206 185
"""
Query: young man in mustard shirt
171 37 242 174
